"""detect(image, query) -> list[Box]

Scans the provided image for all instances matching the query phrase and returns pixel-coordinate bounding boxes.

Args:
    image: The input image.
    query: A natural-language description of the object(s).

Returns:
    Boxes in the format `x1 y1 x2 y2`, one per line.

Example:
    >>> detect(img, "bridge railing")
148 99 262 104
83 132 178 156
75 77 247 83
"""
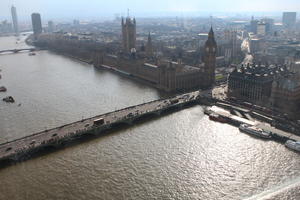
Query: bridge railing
0 91 200 146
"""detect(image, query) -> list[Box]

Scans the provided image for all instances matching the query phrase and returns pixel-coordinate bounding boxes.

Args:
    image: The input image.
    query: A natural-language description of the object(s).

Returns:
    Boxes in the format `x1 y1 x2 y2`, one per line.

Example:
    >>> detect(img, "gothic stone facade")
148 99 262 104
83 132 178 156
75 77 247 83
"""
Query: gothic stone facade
94 22 217 92
122 17 136 53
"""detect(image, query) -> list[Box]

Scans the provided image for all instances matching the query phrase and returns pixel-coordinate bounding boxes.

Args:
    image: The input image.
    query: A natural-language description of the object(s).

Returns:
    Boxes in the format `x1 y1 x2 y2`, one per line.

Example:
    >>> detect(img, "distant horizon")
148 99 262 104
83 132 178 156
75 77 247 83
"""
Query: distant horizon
0 11 297 24
0 0 299 23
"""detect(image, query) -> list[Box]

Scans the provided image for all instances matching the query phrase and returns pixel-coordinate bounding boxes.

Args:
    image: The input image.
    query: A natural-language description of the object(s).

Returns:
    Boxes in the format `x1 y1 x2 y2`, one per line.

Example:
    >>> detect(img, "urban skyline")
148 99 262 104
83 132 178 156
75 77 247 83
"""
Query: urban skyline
1 1 300 199
1 0 300 21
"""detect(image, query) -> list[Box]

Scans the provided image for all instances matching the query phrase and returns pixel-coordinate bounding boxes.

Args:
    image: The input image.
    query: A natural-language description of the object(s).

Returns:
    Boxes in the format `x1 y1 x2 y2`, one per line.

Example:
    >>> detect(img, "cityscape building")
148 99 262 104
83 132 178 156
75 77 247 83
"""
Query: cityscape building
282 12 297 28
122 17 136 53
228 64 290 106
48 21 54 33
11 5 18 35
257 23 266 36
146 32 153 57
31 13 43 38
203 27 217 86
93 20 217 92
0 20 13 34
271 74 300 118
250 17 259 34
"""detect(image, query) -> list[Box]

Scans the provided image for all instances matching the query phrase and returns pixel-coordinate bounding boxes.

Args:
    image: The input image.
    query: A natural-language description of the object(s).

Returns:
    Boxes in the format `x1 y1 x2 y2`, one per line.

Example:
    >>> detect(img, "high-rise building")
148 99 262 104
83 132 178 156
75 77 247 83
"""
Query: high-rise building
48 21 54 33
262 18 274 34
257 23 266 36
73 20 80 26
282 12 297 28
31 13 42 38
121 17 136 53
11 5 18 35
0 20 13 33
224 30 239 62
250 17 259 34
203 27 217 86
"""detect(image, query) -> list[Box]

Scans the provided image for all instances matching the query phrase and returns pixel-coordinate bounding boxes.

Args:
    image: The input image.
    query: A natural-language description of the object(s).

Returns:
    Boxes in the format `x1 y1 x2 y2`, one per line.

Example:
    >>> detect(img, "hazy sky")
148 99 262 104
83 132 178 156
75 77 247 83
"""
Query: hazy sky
1 0 299 21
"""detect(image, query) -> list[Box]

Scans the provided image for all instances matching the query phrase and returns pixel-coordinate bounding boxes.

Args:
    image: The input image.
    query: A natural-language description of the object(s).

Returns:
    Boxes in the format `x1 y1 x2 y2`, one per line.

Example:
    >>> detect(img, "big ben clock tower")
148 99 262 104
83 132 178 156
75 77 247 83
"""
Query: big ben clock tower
203 27 217 86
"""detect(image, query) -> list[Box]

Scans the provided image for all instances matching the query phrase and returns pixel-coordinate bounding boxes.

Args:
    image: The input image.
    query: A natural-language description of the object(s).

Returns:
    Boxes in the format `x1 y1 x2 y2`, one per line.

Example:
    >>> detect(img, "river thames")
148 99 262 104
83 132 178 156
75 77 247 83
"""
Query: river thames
0 35 300 200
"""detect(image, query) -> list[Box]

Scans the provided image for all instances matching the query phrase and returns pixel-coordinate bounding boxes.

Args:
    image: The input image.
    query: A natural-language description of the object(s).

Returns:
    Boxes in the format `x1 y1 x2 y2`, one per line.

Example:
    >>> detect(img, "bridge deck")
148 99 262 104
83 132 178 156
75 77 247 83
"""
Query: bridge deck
0 91 201 161
0 48 36 54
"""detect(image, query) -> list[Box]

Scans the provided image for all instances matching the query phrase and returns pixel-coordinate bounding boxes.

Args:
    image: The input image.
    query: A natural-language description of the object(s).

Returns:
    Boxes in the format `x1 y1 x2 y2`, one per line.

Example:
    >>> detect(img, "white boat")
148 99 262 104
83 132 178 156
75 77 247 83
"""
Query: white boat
239 124 272 139
285 140 300 152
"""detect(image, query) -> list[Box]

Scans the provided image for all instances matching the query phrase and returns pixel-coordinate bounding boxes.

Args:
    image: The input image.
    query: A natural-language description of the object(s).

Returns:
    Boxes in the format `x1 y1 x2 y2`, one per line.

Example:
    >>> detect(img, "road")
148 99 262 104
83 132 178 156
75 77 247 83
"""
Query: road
0 91 201 161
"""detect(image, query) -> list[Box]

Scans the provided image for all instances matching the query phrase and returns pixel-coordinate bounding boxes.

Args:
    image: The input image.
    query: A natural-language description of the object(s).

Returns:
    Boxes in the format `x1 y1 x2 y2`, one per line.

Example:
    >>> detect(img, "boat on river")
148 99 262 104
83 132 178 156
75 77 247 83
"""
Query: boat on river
239 124 272 139
285 140 300 152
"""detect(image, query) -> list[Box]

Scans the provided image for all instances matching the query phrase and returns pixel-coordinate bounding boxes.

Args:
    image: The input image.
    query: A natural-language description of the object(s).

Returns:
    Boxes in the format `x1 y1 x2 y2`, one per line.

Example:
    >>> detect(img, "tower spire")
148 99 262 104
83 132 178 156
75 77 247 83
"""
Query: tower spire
203 26 217 87
146 31 153 57
122 10 136 53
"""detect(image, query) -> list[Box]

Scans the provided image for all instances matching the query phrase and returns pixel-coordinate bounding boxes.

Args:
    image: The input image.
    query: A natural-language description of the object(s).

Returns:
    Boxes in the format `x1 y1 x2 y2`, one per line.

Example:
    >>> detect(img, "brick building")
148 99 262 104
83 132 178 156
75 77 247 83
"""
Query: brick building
228 64 289 104
271 75 300 118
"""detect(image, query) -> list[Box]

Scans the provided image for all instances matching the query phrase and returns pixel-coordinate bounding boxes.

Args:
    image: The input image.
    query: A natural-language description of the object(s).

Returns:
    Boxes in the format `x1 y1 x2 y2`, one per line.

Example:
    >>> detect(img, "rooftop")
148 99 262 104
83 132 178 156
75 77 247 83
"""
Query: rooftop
230 64 290 81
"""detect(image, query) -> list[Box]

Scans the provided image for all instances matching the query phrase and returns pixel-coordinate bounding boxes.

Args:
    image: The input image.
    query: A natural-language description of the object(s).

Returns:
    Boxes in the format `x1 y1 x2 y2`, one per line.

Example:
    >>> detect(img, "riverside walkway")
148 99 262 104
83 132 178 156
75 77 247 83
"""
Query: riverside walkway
0 91 202 163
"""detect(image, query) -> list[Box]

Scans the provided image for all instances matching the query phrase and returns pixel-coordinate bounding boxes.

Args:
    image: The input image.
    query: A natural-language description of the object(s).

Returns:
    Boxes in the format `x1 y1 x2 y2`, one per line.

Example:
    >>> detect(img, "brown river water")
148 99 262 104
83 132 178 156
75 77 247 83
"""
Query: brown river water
0 35 299 200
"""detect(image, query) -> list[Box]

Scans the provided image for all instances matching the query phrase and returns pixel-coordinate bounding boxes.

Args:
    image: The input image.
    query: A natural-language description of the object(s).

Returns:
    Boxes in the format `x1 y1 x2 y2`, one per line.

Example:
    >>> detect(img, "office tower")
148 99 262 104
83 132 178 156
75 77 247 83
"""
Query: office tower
282 12 297 28
224 30 239 61
48 21 54 33
257 23 266 36
31 13 42 37
11 5 19 35
73 20 80 26
250 16 259 34
121 17 136 53
262 18 274 34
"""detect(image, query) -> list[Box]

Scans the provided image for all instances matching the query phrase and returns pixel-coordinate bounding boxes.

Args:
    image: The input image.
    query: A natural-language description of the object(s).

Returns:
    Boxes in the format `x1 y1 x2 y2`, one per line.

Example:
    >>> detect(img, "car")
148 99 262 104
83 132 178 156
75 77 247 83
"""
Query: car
5 147 12 152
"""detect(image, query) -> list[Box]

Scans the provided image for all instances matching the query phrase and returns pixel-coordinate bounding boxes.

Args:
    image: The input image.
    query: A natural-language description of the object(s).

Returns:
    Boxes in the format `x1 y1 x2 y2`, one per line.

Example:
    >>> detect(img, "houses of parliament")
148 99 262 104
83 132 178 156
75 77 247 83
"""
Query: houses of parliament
94 16 217 92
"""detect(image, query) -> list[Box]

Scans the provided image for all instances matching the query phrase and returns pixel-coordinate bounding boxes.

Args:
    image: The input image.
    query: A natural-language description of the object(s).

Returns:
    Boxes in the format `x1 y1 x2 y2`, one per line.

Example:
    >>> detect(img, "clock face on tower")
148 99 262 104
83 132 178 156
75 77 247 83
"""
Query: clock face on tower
206 47 216 53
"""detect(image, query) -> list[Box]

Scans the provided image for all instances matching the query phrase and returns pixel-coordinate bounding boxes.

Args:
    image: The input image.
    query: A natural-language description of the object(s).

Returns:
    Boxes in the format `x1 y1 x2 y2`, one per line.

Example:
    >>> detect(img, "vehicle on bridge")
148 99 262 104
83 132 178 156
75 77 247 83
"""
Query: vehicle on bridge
285 140 300 152
170 99 179 104
93 118 104 126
